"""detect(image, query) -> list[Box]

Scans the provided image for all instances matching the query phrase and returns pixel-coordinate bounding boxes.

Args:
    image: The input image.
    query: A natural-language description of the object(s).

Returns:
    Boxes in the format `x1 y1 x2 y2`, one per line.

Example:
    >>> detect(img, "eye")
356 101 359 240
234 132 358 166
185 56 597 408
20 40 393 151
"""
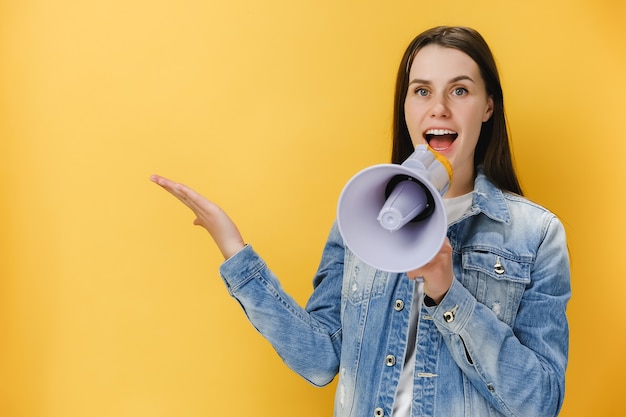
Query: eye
414 88 429 97
452 87 467 96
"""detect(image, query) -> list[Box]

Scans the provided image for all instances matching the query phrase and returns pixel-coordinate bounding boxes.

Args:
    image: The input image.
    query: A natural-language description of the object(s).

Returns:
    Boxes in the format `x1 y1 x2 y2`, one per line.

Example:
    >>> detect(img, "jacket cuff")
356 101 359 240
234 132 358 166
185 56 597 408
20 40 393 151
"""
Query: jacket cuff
218 244 265 294
425 278 476 334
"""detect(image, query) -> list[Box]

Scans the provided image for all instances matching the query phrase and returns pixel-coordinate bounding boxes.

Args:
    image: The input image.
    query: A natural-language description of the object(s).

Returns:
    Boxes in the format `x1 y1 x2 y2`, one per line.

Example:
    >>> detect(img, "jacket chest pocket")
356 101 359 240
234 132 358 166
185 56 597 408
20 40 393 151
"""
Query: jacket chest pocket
342 251 389 305
458 250 531 327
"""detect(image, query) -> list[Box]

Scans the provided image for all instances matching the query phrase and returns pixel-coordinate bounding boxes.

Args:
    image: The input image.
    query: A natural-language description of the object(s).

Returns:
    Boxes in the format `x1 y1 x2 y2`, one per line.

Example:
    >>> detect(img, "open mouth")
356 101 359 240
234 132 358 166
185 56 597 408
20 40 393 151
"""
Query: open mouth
424 129 458 151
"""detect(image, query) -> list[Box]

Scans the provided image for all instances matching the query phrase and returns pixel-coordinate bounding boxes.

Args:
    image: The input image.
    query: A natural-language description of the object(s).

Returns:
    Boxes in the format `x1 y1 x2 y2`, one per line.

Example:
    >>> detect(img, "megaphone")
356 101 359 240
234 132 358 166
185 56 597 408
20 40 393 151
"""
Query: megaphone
336 144 452 273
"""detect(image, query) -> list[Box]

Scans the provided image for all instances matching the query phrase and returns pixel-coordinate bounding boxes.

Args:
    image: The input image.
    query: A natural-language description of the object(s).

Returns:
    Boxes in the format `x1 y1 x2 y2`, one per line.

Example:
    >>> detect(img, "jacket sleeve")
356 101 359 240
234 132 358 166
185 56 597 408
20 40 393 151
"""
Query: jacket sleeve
219 223 345 387
426 214 571 417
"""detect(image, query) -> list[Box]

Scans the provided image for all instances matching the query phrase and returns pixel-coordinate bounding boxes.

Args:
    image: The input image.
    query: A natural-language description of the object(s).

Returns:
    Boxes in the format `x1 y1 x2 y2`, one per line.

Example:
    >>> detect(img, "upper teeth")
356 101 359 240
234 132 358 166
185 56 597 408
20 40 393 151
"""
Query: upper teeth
426 129 456 135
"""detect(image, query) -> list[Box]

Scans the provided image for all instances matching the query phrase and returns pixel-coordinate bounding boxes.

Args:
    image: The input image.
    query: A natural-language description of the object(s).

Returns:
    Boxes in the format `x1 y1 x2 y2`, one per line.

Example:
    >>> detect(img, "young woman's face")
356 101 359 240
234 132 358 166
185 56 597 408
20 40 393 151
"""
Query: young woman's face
404 45 494 195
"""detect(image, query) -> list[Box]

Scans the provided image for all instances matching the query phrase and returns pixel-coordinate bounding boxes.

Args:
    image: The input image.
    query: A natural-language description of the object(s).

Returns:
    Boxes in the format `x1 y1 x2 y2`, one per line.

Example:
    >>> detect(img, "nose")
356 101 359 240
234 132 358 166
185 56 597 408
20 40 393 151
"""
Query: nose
430 95 450 118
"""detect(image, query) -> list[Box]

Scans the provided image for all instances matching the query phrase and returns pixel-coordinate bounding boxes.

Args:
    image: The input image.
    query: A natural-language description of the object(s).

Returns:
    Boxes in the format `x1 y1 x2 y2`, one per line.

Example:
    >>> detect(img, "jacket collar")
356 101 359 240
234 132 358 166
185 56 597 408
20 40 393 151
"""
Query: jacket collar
470 170 511 224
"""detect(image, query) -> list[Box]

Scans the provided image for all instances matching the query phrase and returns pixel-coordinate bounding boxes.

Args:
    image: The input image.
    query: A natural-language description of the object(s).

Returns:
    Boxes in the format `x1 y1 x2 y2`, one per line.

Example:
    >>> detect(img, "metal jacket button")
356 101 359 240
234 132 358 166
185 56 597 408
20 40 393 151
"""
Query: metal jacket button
494 256 505 275
385 355 396 366
443 305 459 323
374 407 385 416
394 299 405 311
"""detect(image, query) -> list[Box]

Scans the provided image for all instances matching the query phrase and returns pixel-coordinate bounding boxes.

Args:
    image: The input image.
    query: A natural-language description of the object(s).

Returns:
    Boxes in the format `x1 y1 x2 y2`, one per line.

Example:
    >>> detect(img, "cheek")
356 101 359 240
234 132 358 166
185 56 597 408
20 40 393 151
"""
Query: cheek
403 102 413 127
404 104 425 144
407 124 425 147
467 108 488 135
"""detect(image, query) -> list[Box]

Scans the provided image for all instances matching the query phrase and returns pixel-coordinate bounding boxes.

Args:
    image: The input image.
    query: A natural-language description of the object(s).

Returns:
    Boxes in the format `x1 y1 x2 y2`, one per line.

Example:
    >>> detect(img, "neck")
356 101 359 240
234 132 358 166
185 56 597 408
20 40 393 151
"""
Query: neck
445 168 475 198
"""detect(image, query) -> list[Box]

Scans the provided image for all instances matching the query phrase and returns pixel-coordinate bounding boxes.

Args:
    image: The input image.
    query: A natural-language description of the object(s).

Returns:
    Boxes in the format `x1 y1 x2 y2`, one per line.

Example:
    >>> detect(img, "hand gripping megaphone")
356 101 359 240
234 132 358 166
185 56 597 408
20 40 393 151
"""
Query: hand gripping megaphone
336 144 452 272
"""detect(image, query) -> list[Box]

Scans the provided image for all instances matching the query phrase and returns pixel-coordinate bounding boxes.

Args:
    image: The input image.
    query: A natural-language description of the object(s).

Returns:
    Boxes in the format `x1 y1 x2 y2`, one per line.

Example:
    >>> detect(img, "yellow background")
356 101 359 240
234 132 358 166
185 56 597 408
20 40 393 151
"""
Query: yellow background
1 0 624 416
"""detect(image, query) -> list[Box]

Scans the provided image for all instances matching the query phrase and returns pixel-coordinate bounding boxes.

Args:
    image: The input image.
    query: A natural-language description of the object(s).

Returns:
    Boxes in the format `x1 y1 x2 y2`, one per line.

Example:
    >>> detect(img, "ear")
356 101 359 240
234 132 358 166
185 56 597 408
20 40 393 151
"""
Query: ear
482 96 494 122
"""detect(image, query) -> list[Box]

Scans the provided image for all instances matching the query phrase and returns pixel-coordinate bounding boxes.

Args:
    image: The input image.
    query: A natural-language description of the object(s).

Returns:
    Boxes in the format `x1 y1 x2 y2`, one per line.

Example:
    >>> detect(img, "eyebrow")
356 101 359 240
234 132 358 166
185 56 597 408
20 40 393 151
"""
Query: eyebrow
408 75 476 86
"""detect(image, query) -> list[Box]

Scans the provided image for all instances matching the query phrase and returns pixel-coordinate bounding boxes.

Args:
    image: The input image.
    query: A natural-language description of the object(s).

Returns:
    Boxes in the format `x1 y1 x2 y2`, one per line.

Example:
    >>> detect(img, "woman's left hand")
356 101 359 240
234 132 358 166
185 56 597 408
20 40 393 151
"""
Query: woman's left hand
407 238 454 304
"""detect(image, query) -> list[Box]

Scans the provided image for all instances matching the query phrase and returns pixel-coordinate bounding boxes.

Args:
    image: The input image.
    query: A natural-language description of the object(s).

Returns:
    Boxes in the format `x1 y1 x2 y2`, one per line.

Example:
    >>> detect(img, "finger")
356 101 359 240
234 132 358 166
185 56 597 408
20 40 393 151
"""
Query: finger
150 174 181 196
173 182 205 207
151 175 200 210
406 270 423 280
172 184 223 224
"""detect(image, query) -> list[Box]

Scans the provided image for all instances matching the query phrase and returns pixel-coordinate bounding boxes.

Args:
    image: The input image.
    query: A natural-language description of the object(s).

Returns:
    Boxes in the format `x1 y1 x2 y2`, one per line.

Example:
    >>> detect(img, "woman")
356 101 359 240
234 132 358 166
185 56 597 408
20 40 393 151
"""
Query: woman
151 26 570 417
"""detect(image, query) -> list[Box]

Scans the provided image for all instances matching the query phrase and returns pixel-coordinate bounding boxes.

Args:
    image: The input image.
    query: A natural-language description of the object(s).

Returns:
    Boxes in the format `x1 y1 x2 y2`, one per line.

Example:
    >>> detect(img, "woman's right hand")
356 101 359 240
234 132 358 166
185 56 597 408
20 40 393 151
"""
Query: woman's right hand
150 174 245 260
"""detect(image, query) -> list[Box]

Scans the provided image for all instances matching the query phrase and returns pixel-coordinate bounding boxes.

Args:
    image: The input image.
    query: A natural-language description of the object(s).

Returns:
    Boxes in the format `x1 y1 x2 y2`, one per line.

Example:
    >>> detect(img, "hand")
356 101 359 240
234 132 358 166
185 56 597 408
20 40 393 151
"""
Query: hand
150 174 245 260
406 238 454 304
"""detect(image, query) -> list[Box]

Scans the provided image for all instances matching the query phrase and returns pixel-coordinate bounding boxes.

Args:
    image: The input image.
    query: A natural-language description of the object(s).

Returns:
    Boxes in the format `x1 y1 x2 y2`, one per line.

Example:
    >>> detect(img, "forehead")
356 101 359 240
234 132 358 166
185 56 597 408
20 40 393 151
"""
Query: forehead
408 45 482 81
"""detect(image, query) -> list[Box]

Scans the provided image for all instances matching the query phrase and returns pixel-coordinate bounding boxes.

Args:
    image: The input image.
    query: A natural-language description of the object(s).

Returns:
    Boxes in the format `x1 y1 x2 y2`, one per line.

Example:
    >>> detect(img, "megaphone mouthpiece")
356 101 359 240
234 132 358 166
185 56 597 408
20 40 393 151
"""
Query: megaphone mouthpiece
377 176 431 232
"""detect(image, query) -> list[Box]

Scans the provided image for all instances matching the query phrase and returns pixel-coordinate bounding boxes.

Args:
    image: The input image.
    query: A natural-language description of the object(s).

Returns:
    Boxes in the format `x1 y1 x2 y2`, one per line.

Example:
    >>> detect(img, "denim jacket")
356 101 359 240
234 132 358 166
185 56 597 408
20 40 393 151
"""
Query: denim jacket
219 172 570 417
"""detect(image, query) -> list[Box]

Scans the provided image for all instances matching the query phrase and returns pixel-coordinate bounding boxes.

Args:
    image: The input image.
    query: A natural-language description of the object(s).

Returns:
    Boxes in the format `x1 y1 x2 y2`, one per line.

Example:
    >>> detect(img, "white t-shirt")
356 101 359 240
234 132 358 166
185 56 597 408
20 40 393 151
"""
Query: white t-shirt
392 192 472 416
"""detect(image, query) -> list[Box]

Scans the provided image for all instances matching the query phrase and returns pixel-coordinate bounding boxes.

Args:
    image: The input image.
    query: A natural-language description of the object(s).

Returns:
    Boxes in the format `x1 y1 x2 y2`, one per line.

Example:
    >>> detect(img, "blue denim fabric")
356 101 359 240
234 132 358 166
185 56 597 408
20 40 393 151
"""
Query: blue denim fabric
219 172 570 417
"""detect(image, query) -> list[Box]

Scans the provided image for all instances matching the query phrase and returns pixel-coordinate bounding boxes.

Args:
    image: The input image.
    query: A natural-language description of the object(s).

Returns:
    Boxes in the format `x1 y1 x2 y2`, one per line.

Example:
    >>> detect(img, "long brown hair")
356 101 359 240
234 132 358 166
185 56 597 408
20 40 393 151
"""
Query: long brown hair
391 26 523 195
